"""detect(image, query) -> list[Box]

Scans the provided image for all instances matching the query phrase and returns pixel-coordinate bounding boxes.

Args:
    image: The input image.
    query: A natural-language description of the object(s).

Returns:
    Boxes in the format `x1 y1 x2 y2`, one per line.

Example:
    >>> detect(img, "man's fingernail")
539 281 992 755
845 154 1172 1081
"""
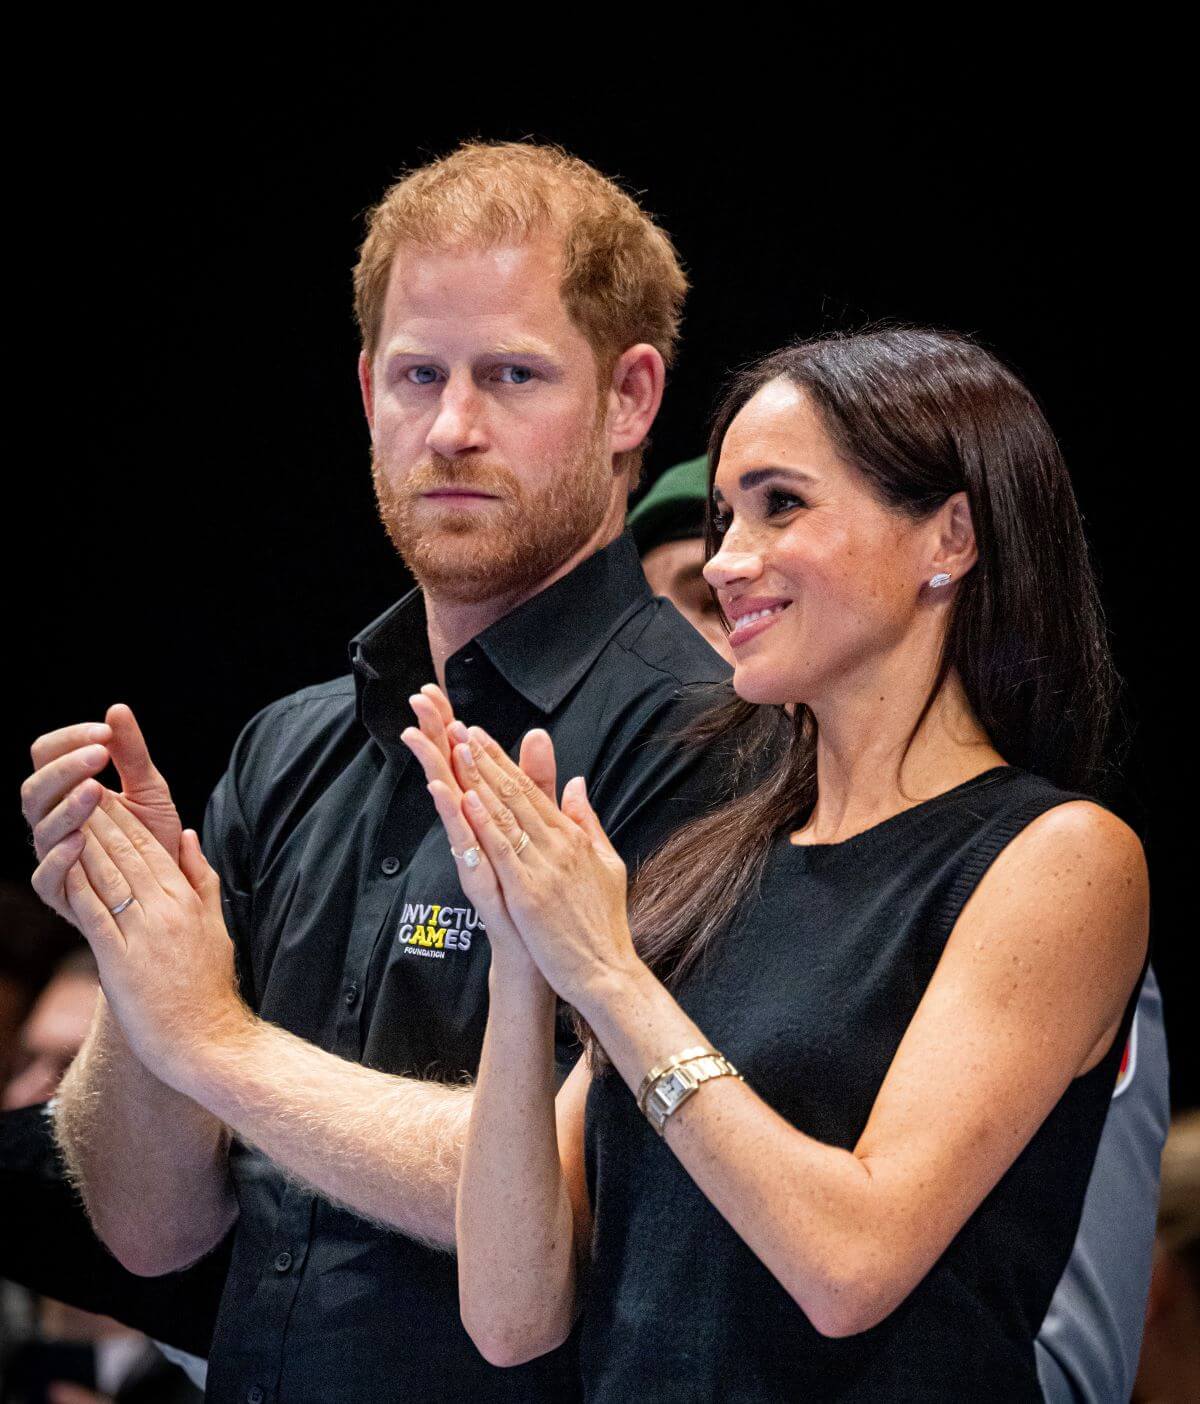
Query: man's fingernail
81 745 107 765
87 725 111 742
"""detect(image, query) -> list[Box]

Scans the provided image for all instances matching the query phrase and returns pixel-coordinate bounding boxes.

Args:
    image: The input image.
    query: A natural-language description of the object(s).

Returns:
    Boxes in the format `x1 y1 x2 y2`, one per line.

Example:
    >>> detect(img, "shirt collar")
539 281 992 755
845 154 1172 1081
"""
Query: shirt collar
348 532 653 742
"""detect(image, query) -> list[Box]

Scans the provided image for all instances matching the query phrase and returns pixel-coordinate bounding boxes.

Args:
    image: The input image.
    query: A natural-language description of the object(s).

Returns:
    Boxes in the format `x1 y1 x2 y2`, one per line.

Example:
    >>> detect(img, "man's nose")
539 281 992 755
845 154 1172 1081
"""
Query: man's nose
425 377 489 458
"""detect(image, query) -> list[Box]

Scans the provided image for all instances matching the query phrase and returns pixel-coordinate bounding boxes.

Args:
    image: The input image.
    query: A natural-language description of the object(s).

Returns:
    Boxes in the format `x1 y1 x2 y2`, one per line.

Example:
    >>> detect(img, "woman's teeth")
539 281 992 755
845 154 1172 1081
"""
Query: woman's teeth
733 605 787 630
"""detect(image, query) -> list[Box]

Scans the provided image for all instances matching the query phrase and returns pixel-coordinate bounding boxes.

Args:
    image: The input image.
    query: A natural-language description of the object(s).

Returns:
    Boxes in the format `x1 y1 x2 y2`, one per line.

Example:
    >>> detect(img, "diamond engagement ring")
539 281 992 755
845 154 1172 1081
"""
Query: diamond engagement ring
109 895 136 916
451 845 482 870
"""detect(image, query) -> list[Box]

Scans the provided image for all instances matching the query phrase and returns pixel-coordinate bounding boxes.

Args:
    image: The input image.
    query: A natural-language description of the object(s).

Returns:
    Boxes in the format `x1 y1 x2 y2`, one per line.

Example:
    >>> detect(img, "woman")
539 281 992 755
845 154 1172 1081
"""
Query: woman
401 329 1148 1401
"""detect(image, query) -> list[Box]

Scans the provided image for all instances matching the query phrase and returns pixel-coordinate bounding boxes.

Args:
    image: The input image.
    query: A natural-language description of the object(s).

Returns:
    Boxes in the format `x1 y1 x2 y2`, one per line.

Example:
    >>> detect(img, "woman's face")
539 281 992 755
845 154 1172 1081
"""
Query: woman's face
703 378 943 708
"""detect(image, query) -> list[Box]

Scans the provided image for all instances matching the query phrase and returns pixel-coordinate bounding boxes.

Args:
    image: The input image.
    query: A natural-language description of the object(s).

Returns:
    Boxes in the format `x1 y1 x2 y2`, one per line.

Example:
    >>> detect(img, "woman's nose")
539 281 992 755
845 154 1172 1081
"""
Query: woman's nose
703 541 762 590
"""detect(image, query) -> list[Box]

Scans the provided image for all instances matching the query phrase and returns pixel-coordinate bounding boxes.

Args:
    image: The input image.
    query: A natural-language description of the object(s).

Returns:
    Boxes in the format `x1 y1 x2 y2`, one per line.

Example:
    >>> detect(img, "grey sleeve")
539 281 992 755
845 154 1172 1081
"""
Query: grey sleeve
1034 966 1170 1403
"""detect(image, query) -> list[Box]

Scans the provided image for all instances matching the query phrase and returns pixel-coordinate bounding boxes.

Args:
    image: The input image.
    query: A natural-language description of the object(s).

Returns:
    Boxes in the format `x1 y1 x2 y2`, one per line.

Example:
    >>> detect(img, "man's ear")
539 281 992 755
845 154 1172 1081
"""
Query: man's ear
358 351 375 432
606 344 665 463
926 491 978 583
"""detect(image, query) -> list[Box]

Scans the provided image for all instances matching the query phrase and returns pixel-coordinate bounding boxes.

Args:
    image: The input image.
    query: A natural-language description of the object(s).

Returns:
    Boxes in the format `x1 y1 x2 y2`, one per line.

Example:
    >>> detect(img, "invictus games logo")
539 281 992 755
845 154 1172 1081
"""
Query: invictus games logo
396 901 484 960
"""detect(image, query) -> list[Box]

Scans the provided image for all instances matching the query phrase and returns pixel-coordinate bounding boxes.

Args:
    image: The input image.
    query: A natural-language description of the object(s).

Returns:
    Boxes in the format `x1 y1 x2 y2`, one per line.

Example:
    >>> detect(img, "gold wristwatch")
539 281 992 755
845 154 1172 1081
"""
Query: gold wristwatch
638 1050 741 1136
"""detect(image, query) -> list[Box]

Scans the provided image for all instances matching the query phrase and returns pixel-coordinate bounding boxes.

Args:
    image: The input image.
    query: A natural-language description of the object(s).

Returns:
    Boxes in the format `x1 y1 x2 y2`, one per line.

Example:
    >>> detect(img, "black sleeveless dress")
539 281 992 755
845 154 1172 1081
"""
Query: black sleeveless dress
581 768 1140 1402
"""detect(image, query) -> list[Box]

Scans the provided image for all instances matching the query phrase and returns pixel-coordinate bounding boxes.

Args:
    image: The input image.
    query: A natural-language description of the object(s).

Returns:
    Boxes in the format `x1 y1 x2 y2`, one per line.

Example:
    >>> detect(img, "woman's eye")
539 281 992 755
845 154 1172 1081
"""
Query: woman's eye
406 366 441 386
710 509 732 535
496 365 535 385
765 488 805 516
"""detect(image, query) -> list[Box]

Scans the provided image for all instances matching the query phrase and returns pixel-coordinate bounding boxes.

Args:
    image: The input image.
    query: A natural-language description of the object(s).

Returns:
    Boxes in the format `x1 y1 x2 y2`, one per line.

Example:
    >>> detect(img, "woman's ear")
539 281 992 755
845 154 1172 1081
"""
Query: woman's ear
926 491 978 586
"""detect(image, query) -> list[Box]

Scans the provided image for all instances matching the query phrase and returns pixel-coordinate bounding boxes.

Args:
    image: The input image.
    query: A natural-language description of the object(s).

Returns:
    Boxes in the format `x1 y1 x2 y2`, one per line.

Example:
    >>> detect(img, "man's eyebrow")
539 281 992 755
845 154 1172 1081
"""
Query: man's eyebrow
384 338 560 361
712 465 816 502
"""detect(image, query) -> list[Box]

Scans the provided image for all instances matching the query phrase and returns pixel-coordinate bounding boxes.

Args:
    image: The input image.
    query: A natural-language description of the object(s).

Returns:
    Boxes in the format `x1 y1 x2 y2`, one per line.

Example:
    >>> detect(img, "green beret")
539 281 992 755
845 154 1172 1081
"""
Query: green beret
626 454 710 554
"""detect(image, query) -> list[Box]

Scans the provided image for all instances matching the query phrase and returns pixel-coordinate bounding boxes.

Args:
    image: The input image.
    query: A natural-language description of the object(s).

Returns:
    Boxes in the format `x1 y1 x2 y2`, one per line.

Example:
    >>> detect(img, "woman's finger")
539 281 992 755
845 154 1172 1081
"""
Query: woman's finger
419 683 457 731
462 787 534 892
401 724 461 797
562 775 619 858
426 780 504 910
453 743 540 855
461 729 560 841
518 729 557 803
409 692 453 763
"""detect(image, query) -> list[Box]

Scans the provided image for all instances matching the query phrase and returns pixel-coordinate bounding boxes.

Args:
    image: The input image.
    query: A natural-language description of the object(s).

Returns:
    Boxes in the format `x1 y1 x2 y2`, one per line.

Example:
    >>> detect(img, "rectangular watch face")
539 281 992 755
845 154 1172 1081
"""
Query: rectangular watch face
658 1069 690 1111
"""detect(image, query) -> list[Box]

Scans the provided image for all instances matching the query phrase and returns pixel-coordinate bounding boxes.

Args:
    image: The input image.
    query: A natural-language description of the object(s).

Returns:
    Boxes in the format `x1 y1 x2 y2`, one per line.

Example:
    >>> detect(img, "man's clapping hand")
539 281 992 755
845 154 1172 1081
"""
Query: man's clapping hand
23 703 182 929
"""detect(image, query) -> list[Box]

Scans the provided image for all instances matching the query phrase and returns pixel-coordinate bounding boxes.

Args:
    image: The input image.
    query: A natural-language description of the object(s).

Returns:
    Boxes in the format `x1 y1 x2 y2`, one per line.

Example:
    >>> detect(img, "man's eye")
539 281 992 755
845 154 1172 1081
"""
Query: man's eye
406 366 441 386
495 365 535 385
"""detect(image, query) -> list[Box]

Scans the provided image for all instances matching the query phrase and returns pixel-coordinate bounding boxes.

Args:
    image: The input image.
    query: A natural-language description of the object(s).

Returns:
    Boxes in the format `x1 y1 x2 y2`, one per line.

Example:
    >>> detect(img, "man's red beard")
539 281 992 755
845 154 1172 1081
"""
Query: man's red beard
371 419 614 605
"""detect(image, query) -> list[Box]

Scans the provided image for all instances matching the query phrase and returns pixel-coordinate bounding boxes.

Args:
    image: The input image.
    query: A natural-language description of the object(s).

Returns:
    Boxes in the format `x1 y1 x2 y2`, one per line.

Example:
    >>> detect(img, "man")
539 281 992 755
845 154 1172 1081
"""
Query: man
627 454 731 661
629 456 1171 1403
19 142 740 1403
14 143 1165 1401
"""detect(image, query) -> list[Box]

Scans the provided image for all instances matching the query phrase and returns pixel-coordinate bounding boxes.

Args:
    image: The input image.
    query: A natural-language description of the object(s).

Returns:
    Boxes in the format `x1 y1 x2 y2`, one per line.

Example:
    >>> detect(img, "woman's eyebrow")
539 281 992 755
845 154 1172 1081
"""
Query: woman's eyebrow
712 465 816 503
737 466 817 490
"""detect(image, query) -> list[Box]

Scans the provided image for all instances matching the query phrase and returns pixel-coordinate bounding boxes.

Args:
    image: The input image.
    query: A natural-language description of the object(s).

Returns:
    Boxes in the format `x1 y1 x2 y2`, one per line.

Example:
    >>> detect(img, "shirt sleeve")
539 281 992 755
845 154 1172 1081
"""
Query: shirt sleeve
201 705 279 1010
1034 965 1170 1403
591 683 786 870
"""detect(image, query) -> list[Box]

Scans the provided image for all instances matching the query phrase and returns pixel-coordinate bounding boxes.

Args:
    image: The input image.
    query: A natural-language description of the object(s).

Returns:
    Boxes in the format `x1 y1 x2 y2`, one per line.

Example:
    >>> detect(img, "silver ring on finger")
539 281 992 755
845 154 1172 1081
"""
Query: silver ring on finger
109 894 136 917
451 845 482 870
513 830 531 857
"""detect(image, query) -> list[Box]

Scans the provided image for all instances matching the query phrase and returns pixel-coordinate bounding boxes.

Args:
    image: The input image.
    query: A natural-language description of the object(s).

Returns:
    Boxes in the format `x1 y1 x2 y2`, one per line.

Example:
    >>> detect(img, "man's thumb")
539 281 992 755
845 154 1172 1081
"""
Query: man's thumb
180 828 220 901
106 702 168 800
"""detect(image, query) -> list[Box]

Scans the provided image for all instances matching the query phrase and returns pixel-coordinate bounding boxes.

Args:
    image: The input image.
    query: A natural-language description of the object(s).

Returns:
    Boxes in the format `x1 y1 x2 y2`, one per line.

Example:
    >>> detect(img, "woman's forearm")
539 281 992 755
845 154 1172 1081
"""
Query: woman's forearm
456 958 578 1367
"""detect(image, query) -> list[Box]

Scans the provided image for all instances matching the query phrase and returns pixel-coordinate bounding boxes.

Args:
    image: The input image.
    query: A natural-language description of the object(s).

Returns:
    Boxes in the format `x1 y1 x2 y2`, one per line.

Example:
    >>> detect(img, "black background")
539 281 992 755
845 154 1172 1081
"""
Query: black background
8 45 1187 1104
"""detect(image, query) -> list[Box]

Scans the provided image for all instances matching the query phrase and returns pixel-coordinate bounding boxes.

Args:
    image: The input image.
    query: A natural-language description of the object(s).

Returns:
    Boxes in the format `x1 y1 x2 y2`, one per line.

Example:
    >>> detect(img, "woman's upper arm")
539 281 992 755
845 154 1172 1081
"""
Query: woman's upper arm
555 1054 594 1262
851 800 1148 1297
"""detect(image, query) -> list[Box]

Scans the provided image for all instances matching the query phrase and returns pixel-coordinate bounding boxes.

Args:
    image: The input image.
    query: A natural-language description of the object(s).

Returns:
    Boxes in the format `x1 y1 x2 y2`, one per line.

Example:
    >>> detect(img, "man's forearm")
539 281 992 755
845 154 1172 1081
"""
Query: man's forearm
55 997 237 1276
173 1011 471 1248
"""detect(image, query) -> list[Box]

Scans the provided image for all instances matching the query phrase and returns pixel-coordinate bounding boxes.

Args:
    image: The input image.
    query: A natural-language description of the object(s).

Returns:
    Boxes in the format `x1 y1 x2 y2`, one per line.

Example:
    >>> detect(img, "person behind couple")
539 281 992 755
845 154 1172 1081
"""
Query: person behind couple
442 328 1150 1401
22 142 751 1403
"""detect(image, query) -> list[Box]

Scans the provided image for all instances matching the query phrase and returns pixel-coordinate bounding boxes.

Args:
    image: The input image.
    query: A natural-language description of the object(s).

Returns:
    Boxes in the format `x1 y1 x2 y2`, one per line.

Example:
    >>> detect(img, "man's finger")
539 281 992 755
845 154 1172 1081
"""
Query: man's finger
65 845 129 956
105 703 169 802
31 832 87 925
30 721 112 771
22 746 110 852
86 805 167 905
94 794 191 901
30 776 105 861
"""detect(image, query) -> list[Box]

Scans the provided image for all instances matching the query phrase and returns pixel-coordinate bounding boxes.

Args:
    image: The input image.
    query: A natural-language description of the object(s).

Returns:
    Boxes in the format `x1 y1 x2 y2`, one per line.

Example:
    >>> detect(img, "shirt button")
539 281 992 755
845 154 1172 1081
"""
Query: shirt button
344 983 359 1009
274 1250 293 1273
380 856 400 876
247 1389 265 1404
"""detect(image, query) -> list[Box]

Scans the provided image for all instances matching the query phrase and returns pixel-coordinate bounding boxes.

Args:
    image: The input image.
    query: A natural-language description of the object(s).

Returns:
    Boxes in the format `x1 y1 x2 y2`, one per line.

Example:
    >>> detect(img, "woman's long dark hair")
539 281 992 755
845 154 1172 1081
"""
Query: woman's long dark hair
580 328 1118 1061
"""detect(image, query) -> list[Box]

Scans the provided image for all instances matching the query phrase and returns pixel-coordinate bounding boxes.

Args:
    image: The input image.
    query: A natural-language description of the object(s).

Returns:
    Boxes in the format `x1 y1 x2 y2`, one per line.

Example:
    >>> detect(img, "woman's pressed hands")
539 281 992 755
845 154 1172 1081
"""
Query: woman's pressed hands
400 687 553 976
449 726 641 1004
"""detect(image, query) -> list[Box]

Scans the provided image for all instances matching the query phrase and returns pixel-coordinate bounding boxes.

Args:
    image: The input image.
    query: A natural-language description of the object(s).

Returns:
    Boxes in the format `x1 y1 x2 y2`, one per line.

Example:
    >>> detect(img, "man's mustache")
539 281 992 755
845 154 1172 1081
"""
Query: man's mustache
400 458 520 499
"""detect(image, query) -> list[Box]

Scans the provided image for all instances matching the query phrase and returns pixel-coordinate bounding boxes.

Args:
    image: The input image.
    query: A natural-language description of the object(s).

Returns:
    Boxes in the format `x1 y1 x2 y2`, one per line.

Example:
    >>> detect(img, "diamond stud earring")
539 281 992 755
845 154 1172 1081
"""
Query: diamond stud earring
929 573 952 589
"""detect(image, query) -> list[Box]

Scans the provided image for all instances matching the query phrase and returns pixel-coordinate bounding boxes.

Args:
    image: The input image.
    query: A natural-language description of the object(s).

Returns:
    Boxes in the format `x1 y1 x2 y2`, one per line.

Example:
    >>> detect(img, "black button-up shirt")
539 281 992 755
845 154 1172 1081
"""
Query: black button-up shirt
200 534 738 1404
